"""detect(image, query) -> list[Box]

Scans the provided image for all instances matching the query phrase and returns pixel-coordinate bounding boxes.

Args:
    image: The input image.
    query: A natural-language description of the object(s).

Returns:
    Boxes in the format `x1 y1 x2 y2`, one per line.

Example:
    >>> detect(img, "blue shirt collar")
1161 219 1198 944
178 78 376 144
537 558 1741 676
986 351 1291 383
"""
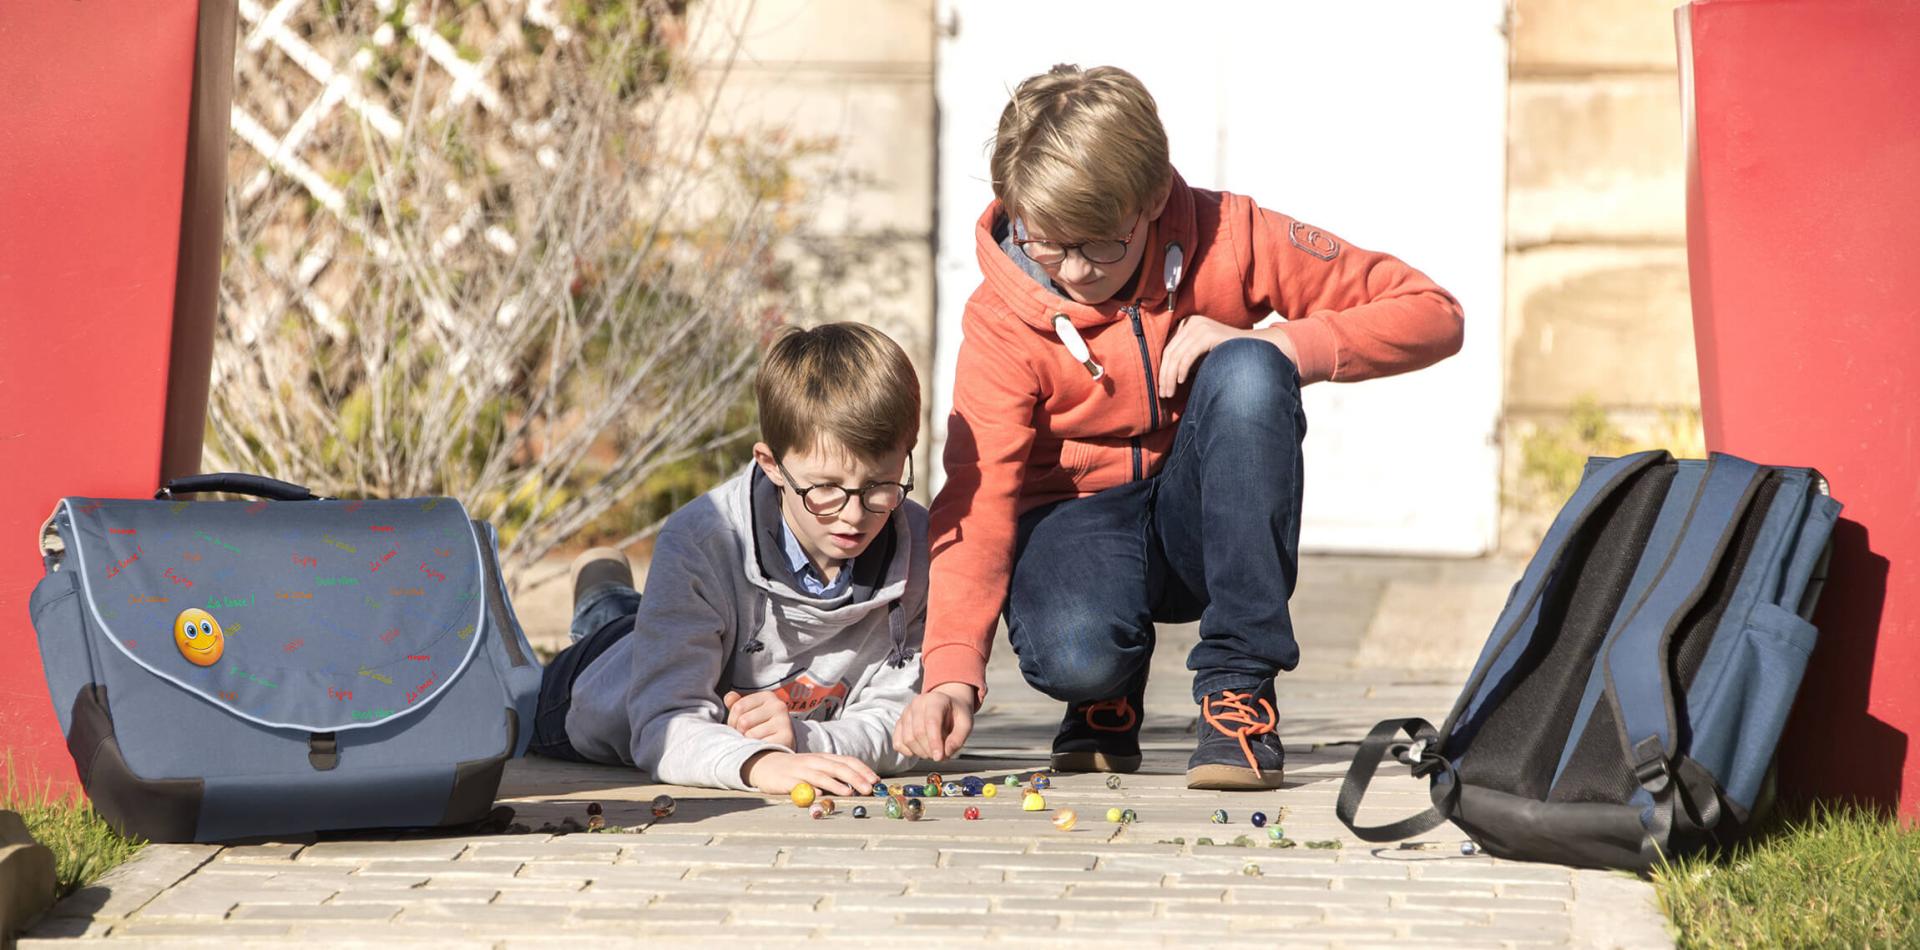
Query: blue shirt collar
778 515 850 598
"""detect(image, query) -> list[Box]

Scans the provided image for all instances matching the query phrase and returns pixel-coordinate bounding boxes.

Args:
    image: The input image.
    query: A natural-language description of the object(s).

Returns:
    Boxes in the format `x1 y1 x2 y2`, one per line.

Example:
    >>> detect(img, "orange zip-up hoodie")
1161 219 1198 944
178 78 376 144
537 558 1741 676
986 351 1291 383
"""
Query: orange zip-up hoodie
925 169 1464 695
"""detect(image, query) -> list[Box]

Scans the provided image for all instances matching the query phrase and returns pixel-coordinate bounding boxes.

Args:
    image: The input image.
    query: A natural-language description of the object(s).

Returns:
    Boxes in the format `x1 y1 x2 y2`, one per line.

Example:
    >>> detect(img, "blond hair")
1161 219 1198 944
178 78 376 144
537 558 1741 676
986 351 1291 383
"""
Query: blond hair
990 64 1171 240
755 322 920 461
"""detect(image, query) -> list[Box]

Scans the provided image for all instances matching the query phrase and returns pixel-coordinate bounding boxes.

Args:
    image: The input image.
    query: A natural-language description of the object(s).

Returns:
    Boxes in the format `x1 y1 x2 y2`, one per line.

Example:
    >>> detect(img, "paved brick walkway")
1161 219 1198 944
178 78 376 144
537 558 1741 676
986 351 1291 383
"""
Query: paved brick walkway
22 556 1674 948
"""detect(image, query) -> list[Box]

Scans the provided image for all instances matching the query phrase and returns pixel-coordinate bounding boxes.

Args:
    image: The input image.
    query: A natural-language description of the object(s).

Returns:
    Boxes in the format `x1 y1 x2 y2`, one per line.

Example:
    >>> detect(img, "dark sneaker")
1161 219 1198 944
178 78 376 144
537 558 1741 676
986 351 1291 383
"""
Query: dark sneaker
1186 681 1285 790
1050 676 1146 773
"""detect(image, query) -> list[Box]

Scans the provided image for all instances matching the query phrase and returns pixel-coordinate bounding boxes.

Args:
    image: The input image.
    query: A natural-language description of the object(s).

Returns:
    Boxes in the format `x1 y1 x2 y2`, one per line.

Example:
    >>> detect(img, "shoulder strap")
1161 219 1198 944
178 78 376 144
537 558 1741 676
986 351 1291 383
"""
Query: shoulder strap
1336 718 1456 842
1601 453 1767 815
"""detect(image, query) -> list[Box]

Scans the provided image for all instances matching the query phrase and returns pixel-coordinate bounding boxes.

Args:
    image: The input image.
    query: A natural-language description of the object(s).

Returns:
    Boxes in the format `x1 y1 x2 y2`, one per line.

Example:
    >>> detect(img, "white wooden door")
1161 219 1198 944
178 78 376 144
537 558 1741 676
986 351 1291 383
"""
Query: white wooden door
933 0 1506 555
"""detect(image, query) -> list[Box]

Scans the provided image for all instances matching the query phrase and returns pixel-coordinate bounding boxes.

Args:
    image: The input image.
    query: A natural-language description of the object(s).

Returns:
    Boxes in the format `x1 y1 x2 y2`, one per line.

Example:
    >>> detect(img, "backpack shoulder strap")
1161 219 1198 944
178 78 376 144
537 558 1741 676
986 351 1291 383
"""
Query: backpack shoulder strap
1601 453 1767 819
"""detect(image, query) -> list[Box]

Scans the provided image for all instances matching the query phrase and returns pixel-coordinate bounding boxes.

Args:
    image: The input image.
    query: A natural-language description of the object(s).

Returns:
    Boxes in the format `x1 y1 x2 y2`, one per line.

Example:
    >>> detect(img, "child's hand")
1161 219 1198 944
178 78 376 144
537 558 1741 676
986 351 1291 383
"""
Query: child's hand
741 750 878 796
894 682 978 761
723 690 796 749
1158 316 1300 397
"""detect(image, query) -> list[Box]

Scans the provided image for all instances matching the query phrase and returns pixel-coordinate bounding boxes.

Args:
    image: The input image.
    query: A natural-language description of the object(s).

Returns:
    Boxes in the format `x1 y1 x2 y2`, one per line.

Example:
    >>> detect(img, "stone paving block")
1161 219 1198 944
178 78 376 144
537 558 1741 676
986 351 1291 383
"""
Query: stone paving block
229 902 403 921
649 891 821 912
827 894 992 913
748 879 904 896
870 837 1029 853
1335 875 1500 895
213 844 304 864
944 850 1095 870
611 844 780 867
785 846 939 868
44 844 218 922
1069 885 1224 902
111 921 296 938
893 911 1056 930
994 897 1158 916
21 916 113 939
1400 895 1569 914
356 858 526 878
397 902 576 924
852 867 1005 884
295 840 470 863
1498 881 1575 901
326 886 499 904
570 906 726 924
1005 869 1163 886
1230 887 1394 909
1412 862 1576 883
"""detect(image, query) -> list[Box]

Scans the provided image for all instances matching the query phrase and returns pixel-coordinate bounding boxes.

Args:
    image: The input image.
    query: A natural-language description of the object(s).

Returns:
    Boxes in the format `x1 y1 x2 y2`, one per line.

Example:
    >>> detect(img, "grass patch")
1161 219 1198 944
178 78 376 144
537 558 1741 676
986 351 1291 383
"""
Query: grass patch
1653 803 1919 948
3 766 143 900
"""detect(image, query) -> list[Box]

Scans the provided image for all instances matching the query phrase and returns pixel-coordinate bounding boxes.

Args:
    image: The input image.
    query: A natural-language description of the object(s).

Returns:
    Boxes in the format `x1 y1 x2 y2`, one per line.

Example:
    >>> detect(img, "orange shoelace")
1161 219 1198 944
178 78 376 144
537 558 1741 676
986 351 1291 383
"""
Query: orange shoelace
1080 696 1138 733
1201 690 1278 776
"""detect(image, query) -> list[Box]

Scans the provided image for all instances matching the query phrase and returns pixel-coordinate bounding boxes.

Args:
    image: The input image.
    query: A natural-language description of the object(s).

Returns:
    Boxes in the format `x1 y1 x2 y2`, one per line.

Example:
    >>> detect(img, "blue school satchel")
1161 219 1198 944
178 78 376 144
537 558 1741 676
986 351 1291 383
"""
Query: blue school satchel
28 474 541 843
1336 451 1841 871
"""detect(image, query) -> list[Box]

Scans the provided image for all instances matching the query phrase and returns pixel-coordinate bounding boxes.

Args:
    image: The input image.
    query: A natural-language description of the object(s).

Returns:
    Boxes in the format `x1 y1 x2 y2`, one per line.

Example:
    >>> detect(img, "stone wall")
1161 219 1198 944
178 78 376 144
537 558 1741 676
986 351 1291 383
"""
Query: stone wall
1502 0 1704 551
678 0 938 487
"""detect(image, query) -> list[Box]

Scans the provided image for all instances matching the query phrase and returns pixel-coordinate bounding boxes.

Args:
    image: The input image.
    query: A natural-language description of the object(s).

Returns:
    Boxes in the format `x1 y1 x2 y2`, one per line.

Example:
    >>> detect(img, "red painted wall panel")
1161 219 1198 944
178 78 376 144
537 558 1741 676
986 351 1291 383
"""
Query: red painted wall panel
1682 0 1920 818
0 3 201 793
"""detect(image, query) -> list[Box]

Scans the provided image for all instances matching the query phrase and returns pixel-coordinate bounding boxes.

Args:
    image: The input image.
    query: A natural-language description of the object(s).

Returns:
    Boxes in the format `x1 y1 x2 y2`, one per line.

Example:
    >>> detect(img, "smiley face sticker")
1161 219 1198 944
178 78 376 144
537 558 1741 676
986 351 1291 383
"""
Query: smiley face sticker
174 608 224 667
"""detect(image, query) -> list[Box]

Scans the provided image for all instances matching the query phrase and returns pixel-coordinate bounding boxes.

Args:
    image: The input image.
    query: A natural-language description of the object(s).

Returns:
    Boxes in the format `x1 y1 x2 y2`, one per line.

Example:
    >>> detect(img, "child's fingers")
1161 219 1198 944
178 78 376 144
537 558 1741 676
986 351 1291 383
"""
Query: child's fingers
722 690 742 709
942 705 974 759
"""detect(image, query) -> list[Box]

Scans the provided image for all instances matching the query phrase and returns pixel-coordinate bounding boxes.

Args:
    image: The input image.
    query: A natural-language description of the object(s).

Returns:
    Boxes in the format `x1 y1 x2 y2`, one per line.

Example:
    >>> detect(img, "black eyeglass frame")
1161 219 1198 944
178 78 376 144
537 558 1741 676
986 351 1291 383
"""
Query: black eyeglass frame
775 456 915 516
1012 214 1144 266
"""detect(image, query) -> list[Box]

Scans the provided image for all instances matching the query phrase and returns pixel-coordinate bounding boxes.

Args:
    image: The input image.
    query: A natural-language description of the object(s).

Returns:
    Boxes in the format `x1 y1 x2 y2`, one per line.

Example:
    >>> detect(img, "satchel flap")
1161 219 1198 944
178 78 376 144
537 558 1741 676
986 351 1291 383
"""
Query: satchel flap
58 495 486 732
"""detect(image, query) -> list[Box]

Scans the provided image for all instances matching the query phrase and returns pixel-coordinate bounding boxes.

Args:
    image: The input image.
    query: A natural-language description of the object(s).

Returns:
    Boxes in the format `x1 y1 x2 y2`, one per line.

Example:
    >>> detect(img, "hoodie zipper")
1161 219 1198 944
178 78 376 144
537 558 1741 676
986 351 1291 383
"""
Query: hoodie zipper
1125 302 1158 482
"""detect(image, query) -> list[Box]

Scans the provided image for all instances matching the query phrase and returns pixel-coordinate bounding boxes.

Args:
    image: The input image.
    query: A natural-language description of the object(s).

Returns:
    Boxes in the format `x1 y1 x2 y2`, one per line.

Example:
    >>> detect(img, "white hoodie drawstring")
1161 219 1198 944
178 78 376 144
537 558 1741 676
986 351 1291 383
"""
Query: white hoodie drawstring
1054 314 1105 380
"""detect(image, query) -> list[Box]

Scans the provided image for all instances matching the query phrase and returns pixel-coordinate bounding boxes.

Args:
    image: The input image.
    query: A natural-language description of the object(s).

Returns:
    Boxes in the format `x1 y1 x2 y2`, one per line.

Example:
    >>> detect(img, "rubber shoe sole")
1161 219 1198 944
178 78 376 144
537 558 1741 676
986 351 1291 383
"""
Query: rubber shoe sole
1051 750 1143 774
1185 762 1285 790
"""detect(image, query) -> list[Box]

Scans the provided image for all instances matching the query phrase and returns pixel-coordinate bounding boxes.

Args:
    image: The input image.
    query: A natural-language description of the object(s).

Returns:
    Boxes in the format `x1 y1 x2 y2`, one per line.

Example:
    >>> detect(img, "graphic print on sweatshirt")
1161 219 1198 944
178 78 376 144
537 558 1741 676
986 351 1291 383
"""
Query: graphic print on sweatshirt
735 668 852 720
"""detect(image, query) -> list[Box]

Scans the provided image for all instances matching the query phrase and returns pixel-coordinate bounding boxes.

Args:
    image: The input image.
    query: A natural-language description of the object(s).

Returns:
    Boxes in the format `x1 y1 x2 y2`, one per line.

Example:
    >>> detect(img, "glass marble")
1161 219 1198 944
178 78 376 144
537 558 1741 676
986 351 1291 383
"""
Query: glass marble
904 785 923 797
904 799 924 821
923 783 940 798
964 806 981 820
1209 809 1229 824
1266 827 1284 841
649 795 676 819
1003 775 1019 786
1029 773 1051 790
1052 809 1078 832
1105 775 1122 790
852 805 869 819
942 782 963 798
981 784 998 799
809 803 827 820
1106 808 1124 823
1022 792 1046 812
817 798 836 815
872 782 889 797
1250 812 1267 828
926 772 943 786
961 776 984 796
885 798 903 820
1461 841 1479 856
1120 809 1138 824
790 783 816 808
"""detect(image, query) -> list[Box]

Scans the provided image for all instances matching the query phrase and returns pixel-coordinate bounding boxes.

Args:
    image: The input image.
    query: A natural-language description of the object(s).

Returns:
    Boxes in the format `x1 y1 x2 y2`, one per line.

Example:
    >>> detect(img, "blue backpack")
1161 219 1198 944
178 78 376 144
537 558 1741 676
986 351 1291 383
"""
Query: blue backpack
1337 451 1841 870
30 474 541 843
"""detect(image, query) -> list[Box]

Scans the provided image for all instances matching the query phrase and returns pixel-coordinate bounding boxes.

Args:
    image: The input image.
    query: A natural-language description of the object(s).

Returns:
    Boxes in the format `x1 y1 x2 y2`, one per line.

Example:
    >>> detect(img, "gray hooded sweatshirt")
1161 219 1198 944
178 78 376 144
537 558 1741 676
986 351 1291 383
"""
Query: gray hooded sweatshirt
563 463 926 790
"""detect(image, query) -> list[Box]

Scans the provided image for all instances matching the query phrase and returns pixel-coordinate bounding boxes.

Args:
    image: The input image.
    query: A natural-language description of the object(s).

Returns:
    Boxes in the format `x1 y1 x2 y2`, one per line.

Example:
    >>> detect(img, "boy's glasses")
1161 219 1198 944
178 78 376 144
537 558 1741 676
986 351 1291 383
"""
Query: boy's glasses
777 456 914 516
1013 214 1141 266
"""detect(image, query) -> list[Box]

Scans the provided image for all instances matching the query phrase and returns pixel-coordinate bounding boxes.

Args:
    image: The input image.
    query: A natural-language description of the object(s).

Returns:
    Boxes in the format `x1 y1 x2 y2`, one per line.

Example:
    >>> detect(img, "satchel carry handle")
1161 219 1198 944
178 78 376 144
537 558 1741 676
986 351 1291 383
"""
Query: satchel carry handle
156 473 327 502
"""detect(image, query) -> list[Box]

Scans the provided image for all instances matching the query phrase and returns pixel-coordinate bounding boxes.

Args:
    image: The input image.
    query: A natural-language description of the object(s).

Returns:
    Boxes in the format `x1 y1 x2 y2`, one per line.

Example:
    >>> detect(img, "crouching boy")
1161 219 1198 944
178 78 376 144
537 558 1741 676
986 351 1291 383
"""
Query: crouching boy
529 323 927 796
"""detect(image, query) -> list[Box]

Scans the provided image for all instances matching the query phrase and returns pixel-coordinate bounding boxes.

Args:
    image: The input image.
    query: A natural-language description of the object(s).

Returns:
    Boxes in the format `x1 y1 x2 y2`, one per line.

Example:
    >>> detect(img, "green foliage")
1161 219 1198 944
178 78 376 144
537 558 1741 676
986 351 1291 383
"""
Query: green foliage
3 765 142 900
1654 803 1920 948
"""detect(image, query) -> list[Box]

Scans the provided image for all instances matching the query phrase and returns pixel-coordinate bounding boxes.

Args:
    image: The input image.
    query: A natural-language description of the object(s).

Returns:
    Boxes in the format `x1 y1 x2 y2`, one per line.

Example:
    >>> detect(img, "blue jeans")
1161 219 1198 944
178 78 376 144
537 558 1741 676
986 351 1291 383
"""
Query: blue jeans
528 584 643 761
1006 338 1306 704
